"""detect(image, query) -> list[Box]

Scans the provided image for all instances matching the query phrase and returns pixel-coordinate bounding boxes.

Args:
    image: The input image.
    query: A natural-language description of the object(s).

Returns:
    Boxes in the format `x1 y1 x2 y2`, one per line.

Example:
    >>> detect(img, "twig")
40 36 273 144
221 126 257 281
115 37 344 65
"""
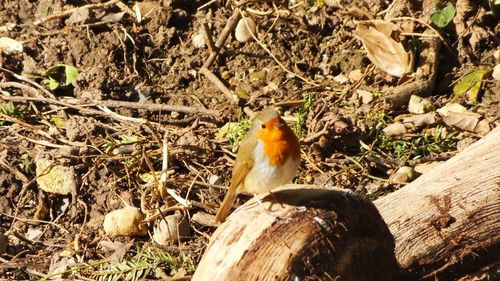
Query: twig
0 94 220 117
159 130 169 199
197 0 218 11
302 124 329 143
33 0 120 26
201 8 242 70
199 8 242 104
202 22 216 53
98 99 220 116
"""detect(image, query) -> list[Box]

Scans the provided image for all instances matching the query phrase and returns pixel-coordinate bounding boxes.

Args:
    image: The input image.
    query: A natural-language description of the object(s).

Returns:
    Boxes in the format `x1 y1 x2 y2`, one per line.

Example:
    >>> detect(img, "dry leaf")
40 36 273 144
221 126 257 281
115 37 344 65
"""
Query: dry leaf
443 112 480 132
354 20 412 77
153 213 190 246
436 103 467 117
414 161 443 174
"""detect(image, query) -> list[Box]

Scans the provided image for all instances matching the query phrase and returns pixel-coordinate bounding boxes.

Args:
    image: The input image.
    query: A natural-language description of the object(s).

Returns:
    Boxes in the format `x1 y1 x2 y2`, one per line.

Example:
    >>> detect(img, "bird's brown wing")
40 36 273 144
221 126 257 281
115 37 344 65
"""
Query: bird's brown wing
214 136 255 223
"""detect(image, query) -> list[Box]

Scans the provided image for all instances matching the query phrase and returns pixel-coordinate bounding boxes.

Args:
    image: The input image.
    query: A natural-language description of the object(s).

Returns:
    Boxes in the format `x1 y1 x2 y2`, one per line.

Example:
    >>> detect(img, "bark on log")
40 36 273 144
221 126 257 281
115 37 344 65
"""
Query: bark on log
193 187 399 281
374 127 500 280
193 128 499 281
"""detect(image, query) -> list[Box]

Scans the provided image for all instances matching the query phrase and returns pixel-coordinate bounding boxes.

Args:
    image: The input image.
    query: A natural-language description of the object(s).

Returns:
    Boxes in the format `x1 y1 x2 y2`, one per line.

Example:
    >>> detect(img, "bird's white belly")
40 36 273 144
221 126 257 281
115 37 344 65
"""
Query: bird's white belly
240 141 299 194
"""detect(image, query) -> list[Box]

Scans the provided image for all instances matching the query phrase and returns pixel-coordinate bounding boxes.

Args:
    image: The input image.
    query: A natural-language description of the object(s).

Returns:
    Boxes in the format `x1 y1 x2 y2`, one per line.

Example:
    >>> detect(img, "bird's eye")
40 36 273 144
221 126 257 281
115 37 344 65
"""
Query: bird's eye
261 124 266 129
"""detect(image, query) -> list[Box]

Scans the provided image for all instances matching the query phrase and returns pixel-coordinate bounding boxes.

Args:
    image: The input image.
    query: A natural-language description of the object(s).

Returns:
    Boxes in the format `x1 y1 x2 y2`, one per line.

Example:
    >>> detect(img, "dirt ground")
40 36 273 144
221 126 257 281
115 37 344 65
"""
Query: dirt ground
0 0 498 280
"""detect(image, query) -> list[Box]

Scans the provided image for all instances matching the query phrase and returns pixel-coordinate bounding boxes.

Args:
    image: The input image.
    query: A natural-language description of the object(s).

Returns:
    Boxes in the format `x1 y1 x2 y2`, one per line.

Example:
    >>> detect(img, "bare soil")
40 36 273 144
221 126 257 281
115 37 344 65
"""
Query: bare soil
0 0 498 280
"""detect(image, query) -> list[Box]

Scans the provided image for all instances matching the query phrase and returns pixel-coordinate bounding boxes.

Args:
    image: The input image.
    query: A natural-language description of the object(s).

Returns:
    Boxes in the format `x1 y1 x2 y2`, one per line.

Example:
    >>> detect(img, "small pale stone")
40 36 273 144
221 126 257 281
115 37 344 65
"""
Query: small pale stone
103 206 148 238
191 33 205 48
492 64 500 81
408 95 433 114
383 122 407 136
235 18 256 43
36 158 76 195
348 69 363 82
390 166 416 183
333 74 349 84
0 37 23 54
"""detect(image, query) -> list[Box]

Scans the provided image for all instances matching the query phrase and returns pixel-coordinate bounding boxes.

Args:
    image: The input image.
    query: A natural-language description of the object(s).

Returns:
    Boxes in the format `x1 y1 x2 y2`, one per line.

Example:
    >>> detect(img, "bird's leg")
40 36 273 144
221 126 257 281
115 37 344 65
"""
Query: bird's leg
267 190 285 208
252 193 280 219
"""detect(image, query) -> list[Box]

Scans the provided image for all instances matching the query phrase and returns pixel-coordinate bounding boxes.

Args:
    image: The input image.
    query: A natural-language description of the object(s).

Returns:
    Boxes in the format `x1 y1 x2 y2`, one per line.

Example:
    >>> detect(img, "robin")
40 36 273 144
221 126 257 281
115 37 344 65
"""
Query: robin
215 108 301 223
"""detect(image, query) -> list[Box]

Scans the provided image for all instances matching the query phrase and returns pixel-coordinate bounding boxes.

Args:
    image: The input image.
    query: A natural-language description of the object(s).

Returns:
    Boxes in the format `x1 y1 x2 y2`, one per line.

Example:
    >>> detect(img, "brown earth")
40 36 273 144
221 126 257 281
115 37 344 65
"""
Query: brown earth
0 0 498 280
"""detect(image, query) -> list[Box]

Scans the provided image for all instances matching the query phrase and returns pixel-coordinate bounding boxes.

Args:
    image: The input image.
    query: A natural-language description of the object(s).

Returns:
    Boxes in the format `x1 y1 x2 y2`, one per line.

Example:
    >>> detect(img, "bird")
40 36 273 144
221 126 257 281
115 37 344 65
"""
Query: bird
215 108 301 223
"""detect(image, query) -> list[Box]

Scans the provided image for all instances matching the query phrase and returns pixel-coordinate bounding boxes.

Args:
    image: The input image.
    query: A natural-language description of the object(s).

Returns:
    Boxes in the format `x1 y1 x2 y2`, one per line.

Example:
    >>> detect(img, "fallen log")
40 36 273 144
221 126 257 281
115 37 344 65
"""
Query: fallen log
374 127 500 280
193 127 499 280
192 187 399 281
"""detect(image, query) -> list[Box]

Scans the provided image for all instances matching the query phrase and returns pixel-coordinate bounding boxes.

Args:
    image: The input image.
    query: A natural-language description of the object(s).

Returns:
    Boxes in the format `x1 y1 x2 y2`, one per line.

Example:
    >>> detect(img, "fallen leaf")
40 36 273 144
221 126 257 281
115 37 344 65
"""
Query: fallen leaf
474 119 491 136
354 20 412 77
414 161 443 174
430 3 456 28
348 69 363 82
153 213 190 246
453 68 491 102
436 103 467 117
443 111 480 132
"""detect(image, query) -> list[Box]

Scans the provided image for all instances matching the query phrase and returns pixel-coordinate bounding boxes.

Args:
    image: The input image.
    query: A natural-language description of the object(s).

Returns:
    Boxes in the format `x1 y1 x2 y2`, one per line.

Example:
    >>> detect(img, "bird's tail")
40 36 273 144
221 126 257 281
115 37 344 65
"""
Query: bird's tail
215 187 237 223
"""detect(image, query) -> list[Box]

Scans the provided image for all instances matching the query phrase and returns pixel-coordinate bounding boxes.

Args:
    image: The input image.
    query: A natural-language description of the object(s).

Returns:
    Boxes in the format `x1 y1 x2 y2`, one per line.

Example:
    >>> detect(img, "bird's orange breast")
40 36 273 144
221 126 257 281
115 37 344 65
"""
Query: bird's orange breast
256 125 300 167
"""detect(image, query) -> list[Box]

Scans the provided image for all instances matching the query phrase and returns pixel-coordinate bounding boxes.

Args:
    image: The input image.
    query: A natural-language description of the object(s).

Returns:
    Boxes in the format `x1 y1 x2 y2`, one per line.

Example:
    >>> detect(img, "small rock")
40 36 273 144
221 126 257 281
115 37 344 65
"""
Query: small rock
35 158 76 195
348 69 363 82
492 64 500 81
209 174 222 185
333 74 349 84
408 95 433 114
235 18 256 43
383 122 407 136
494 50 500 63
191 32 205 48
0 37 23 54
389 166 416 183
103 206 148 238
